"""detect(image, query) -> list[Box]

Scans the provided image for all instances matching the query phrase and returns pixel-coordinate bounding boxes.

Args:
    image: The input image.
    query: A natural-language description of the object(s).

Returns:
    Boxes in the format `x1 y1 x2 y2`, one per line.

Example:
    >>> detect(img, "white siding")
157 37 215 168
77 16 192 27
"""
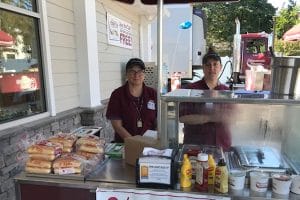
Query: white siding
46 0 80 113
96 0 141 100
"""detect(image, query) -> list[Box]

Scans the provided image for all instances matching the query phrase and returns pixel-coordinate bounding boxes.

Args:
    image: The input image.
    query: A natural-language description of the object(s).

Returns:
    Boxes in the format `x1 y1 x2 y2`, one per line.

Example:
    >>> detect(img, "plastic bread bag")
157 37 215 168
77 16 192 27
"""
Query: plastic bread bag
53 153 85 175
76 135 105 146
25 158 53 174
27 140 63 157
75 135 105 154
48 132 78 151
81 152 105 175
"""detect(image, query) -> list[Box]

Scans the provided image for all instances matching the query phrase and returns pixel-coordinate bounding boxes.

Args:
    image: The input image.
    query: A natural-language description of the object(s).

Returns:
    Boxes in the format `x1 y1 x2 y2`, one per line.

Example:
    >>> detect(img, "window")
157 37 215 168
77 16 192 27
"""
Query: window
245 39 267 54
0 0 46 123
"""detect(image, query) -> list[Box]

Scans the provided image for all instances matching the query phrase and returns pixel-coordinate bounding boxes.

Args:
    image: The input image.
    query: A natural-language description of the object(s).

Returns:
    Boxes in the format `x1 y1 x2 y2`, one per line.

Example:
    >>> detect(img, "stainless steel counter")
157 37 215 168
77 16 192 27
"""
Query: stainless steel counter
15 158 300 200
161 89 300 104
86 158 136 184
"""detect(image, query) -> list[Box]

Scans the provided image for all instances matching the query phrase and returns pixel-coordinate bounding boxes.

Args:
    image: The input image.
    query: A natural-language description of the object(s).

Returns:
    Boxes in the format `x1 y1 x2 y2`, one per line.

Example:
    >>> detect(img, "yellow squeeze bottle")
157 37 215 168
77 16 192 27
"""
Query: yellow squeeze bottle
207 154 216 185
214 158 228 193
180 154 192 188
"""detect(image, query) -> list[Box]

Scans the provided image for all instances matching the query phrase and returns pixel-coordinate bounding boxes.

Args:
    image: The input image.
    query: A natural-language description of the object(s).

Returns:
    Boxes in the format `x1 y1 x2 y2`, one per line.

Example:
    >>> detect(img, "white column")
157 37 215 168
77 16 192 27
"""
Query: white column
74 0 101 107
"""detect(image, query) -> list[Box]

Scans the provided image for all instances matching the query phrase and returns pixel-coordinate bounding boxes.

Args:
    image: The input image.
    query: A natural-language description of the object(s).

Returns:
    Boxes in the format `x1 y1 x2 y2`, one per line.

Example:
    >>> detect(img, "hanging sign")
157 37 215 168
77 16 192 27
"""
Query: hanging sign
96 188 231 200
107 13 133 49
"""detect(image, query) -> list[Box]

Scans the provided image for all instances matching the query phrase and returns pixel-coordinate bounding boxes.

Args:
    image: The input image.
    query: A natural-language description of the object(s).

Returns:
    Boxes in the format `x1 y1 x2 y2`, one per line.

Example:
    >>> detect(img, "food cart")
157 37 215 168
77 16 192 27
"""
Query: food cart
14 0 300 200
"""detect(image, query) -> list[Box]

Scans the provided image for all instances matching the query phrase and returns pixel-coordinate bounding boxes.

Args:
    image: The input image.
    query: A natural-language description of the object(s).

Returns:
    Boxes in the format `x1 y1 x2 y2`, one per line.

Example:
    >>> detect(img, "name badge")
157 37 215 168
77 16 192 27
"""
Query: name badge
147 100 155 110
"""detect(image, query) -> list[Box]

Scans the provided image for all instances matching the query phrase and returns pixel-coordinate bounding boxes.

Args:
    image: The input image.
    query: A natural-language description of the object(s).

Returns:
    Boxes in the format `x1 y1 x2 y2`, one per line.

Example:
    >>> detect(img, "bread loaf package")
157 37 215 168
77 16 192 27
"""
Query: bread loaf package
54 167 81 174
26 159 52 169
25 166 51 174
25 158 52 174
76 135 105 146
77 144 104 154
29 153 57 161
76 151 96 160
53 153 84 175
76 151 103 160
48 133 77 150
76 135 105 154
27 140 63 156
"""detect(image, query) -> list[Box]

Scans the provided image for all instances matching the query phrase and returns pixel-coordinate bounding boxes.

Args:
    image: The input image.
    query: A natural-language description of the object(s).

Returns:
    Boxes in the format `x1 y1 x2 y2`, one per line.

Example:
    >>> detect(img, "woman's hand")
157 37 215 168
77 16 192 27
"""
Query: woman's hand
111 120 132 139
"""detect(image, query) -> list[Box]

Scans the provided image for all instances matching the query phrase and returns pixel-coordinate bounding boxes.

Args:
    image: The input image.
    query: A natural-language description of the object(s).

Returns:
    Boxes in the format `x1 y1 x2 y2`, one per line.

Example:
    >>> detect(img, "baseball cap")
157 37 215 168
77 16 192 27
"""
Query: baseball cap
202 50 221 65
126 58 145 71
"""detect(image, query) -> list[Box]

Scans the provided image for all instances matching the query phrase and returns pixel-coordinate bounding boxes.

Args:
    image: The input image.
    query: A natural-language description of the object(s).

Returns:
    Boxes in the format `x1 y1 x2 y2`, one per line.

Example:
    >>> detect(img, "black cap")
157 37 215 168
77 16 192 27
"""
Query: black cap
202 49 221 65
126 58 145 71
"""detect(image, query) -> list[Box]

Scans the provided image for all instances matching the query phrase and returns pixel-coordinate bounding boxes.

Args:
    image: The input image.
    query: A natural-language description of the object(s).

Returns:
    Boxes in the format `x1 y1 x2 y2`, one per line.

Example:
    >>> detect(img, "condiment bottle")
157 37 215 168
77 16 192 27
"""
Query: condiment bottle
208 154 216 185
214 158 228 193
195 153 209 192
180 154 192 188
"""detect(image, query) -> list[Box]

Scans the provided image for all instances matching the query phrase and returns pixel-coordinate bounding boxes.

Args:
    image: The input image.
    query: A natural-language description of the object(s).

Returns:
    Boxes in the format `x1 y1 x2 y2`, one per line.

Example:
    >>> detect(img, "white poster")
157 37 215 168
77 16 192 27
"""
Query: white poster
96 188 231 200
107 13 133 49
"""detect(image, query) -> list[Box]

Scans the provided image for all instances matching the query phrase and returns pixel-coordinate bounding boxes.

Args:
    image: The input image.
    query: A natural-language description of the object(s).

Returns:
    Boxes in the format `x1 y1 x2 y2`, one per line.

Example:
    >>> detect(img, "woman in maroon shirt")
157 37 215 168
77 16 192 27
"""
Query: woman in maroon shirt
106 58 157 143
179 48 232 151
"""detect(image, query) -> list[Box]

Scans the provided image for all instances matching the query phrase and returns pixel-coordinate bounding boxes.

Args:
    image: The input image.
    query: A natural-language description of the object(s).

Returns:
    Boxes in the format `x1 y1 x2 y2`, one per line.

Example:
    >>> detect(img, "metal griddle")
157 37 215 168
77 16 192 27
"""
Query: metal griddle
233 146 284 169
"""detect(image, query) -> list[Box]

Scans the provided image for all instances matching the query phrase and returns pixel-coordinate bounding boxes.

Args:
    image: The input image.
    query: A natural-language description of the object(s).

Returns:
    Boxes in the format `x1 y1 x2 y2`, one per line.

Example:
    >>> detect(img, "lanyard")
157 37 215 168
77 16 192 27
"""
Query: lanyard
132 97 143 128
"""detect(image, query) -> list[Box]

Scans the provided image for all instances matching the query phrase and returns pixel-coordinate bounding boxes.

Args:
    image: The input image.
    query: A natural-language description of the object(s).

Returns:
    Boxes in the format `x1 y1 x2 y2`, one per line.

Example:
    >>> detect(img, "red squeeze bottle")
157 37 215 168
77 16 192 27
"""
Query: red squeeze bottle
195 153 209 192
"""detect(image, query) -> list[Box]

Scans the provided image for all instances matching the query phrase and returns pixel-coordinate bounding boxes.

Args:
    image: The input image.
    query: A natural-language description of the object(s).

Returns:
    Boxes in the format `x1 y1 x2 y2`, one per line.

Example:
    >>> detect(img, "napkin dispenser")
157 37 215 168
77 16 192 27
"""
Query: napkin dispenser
136 156 176 189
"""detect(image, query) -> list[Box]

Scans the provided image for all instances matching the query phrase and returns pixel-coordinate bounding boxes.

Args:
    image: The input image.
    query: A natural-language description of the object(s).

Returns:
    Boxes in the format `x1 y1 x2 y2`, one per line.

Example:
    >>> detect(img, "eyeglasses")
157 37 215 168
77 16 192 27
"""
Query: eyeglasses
127 69 145 76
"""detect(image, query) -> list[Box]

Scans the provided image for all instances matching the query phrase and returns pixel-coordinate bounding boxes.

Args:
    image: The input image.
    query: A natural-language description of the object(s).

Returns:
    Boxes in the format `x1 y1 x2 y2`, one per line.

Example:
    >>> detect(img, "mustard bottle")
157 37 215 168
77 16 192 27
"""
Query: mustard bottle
180 154 192 188
214 158 228 193
208 154 216 185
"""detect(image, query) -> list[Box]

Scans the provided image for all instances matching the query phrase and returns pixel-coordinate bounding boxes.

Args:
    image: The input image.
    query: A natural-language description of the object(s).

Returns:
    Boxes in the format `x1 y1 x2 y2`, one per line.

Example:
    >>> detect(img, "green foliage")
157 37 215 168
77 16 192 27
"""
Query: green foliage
275 6 300 39
275 40 300 56
195 0 276 52
0 7 34 47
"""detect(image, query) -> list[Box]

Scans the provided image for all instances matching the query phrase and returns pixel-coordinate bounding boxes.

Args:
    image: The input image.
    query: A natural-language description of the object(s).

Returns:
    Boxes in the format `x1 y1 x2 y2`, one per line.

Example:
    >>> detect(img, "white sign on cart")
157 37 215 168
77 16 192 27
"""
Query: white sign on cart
96 188 231 200
107 13 133 49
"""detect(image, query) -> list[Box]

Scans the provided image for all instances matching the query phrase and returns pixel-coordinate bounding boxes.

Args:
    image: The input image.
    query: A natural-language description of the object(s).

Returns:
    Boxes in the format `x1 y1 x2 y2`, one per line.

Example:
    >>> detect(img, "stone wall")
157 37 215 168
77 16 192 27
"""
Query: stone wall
0 105 113 200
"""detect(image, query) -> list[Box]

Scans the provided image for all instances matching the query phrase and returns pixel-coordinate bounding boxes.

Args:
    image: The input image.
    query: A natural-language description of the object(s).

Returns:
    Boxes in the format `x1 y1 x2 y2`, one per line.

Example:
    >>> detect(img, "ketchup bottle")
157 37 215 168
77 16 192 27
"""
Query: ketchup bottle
195 153 208 192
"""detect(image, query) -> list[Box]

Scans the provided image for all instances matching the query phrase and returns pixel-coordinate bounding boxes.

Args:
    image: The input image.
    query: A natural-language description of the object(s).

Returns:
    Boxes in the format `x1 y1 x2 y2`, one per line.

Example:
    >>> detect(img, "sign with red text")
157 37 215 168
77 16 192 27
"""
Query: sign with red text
96 188 231 200
0 72 40 93
107 13 132 49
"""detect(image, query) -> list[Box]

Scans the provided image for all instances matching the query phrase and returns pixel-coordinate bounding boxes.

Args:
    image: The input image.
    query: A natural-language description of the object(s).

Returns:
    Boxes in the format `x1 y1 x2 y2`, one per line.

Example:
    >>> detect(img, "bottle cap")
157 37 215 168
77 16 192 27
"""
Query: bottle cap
217 158 226 166
197 153 208 161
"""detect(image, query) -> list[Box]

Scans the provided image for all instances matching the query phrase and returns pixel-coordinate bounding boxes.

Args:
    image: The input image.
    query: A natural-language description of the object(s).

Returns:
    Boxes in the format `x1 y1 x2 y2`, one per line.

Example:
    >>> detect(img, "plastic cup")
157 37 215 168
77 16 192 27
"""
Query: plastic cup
250 171 269 192
272 174 292 195
229 170 246 190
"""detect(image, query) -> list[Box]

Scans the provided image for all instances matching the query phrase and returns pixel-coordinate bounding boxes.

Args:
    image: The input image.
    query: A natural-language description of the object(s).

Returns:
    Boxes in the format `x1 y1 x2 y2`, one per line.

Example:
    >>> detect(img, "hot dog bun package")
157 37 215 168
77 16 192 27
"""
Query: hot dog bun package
24 135 105 176
53 153 100 175
53 153 83 175
48 133 77 153
27 140 63 160
25 140 63 174
76 135 105 155
25 159 52 174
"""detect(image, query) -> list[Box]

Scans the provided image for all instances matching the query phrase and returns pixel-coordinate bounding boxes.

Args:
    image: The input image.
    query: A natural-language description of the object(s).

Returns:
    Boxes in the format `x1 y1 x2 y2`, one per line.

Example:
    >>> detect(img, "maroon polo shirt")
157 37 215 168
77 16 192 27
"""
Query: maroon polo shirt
106 82 157 143
180 79 232 151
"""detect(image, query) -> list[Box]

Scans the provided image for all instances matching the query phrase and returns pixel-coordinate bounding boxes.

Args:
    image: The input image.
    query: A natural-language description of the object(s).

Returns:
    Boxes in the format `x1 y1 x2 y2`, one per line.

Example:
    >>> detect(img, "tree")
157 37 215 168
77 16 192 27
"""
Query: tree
274 1 300 56
275 2 299 39
195 0 276 52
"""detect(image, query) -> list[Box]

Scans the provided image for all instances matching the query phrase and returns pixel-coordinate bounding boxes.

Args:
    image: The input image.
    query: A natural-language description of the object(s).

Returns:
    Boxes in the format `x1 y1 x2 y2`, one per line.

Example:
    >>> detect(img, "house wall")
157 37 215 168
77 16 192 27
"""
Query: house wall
46 0 144 110
0 1 150 199
96 0 141 99
46 0 80 113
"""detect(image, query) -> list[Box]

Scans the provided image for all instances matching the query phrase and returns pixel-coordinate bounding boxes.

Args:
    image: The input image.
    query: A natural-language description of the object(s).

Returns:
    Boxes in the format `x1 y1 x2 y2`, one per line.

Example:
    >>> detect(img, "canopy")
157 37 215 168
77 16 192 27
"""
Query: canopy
0 30 14 46
283 23 300 41
115 0 239 4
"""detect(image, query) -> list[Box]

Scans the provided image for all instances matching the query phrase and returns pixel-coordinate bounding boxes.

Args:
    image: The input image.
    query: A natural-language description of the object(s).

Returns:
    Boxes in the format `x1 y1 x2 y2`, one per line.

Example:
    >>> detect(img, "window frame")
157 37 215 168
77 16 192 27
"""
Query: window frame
0 1 56 130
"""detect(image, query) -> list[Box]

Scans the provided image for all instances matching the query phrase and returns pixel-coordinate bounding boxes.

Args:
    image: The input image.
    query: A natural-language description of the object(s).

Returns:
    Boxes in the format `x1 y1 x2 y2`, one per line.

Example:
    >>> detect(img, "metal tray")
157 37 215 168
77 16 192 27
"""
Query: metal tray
232 146 284 168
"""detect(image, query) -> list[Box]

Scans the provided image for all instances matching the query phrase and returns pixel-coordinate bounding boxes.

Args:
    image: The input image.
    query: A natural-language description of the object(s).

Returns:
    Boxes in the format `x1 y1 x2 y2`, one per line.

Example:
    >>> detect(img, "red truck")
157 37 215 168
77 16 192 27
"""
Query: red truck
239 32 272 79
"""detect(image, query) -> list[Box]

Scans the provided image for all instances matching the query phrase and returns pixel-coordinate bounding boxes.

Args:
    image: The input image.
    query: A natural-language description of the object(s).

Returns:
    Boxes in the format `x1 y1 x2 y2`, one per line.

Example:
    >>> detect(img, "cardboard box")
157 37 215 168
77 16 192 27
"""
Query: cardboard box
124 135 161 166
